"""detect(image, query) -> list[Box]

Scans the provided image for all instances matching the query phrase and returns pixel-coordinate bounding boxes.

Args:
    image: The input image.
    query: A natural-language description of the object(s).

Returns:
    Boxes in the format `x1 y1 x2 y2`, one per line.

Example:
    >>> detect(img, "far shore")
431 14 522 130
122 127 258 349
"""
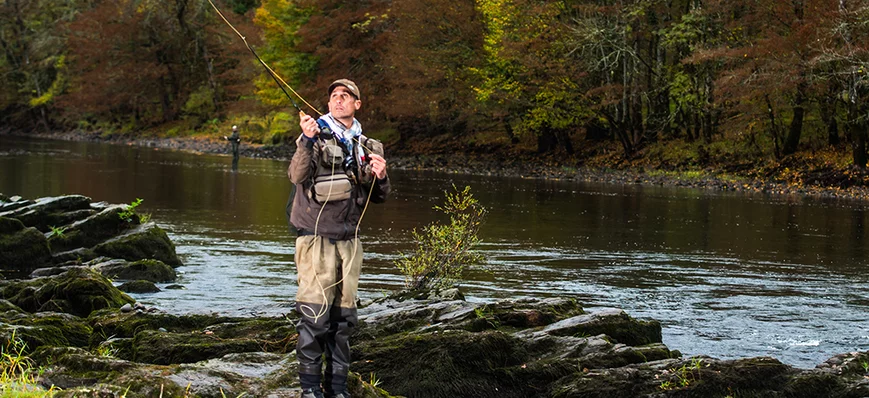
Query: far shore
9 129 869 204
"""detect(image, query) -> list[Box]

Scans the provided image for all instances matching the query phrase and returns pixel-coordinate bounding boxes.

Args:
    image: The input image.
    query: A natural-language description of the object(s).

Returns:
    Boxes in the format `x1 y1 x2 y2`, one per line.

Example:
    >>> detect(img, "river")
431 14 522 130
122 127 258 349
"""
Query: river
1 136 868 368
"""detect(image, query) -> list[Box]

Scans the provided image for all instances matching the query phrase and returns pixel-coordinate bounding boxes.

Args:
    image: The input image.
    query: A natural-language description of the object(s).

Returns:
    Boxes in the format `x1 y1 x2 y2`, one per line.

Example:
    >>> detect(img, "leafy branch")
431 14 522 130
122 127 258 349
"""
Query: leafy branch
395 185 487 291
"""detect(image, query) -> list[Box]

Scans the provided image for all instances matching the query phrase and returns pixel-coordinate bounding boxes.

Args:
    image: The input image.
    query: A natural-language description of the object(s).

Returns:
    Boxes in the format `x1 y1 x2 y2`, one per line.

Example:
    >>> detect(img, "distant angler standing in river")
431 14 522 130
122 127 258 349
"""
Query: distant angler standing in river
224 125 241 170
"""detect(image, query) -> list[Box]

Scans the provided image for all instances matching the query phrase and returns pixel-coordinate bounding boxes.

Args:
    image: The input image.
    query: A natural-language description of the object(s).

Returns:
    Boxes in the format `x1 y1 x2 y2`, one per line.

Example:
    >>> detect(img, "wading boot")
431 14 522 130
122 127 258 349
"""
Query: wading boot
301 388 325 398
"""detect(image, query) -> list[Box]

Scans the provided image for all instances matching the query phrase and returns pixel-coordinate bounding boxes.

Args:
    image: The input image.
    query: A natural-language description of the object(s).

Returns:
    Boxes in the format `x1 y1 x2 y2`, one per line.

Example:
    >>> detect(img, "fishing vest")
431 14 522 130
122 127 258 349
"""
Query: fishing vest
309 135 382 203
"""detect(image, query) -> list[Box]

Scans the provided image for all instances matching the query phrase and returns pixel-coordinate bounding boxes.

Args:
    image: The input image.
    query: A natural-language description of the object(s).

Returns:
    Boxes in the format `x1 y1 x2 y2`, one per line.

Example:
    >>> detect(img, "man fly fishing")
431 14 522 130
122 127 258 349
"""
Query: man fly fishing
204 3 389 396
288 79 390 398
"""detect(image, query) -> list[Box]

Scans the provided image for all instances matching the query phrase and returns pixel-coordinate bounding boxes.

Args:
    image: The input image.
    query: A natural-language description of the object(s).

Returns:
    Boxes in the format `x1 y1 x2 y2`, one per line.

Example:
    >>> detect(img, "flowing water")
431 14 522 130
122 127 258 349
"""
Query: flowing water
2 136 868 368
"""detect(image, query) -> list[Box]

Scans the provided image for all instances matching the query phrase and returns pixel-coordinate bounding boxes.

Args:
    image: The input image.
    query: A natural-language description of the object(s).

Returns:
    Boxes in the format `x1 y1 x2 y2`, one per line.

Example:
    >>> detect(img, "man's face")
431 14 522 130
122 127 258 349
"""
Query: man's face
328 86 361 120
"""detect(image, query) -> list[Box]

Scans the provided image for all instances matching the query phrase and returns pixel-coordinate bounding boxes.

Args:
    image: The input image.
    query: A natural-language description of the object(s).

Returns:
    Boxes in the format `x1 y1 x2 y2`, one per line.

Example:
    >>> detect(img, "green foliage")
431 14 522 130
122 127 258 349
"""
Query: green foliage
118 198 144 224
253 0 317 108
395 185 487 291
182 85 217 123
47 226 67 241
659 357 704 391
0 330 56 397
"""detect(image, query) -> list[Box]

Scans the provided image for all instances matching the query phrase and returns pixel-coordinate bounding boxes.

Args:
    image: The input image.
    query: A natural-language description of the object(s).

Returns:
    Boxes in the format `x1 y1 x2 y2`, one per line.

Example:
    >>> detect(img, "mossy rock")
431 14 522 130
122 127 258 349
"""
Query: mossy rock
0 315 91 355
0 216 25 234
95 259 176 282
51 247 98 264
88 310 242 345
0 267 134 317
202 318 296 347
118 280 160 293
0 218 51 276
11 312 93 348
353 330 535 398
32 209 97 233
542 309 662 346
131 329 263 365
782 371 847 398
49 206 136 253
0 195 91 228
30 346 184 397
93 222 181 266
0 299 25 314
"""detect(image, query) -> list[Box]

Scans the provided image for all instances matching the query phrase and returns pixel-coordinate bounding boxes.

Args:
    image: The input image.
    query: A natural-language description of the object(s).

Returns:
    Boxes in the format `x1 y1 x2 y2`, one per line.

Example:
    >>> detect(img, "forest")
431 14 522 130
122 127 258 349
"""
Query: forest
4 0 869 178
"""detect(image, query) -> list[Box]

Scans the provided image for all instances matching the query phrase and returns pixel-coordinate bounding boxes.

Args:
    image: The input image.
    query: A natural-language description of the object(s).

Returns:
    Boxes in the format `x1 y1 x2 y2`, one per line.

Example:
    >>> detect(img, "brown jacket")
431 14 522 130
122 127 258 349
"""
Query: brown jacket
287 134 390 240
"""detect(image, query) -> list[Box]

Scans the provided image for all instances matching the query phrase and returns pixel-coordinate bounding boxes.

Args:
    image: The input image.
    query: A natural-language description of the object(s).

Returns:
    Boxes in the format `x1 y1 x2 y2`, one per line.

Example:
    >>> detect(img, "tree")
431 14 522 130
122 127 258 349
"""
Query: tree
61 0 253 129
383 0 485 138
0 0 86 129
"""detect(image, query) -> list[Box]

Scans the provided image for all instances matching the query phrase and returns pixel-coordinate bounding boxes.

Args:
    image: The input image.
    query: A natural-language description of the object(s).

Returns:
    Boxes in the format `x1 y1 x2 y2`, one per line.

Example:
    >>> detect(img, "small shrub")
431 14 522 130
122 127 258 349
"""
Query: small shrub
395 185 487 291
0 330 57 397
118 198 143 223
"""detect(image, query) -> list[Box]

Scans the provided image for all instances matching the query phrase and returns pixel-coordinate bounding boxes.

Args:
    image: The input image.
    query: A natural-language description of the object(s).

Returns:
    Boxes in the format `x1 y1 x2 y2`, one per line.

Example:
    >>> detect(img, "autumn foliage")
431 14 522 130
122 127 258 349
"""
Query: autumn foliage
6 0 869 170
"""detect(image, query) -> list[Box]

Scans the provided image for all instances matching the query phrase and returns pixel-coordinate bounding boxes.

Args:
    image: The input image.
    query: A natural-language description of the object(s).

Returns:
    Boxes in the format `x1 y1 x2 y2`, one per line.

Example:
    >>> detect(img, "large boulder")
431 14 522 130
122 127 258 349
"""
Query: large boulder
92 258 177 282
48 205 136 253
0 267 134 317
538 308 662 346
87 309 296 364
93 222 181 266
131 329 264 365
0 312 93 354
0 195 92 231
0 217 52 276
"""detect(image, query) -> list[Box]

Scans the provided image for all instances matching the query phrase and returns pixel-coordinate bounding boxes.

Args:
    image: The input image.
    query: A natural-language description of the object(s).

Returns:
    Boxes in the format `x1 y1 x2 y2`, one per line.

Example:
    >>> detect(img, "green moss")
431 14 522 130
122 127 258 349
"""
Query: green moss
0 216 25 234
131 329 262 365
1 268 133 317
353 330 533 397
49 206 133 253
547 311 662 346
98 259 176 282
117 280 160 293
0 225 51 275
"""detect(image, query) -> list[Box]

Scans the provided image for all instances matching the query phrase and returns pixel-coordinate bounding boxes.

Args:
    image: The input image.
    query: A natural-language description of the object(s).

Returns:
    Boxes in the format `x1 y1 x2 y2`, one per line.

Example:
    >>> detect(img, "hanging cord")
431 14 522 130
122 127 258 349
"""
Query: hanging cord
206 0 321 116
298 137 380 322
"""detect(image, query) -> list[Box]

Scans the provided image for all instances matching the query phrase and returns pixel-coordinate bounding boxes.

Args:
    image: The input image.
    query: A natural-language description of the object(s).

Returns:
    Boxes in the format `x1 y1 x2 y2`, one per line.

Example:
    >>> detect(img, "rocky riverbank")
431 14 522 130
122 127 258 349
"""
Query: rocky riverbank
14 130 869 204
2 194 869 397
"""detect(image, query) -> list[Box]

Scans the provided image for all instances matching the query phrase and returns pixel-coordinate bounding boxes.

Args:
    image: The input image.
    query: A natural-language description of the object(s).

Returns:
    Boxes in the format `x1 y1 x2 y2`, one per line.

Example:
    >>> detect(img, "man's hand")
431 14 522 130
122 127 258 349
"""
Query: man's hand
367 154 387 179
299 112 318 139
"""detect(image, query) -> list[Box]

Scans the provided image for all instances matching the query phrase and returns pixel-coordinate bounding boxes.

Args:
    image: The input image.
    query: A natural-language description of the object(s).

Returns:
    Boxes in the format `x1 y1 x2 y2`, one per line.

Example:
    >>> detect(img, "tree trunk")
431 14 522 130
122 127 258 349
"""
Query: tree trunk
852 121 866 168
819 92 840 146
503 119 518 145
765 95 782 159
536 129 559 154
782 81 807 155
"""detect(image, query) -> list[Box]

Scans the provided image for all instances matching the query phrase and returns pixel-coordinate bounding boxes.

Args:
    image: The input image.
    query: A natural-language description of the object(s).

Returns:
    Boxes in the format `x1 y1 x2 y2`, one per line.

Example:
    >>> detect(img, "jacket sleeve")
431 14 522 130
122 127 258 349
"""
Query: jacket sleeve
362 136 390 203
288 134 317 184
369 175 390 204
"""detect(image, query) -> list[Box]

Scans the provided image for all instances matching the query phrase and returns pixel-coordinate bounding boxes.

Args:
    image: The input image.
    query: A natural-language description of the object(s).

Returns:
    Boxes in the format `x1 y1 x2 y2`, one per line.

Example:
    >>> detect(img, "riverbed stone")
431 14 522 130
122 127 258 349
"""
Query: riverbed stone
92 222 181 266
0 217 52 275
48 205 135 253
0 195 92 230
0 195 32 212
0 267 133 317
93 258 176 282
50 247 98 264
131 329 264 365
541 308 662 346
118 280 160 293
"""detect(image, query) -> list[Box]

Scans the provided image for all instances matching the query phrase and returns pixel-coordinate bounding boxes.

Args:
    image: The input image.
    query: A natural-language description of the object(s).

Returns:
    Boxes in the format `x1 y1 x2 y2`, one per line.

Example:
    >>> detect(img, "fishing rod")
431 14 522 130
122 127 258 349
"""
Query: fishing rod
206 0 321 117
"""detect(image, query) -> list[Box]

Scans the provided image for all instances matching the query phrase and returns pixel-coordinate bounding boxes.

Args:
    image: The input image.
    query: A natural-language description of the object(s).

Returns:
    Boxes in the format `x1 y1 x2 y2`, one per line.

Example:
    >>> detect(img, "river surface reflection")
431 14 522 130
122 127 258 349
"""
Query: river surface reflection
2 136 868 368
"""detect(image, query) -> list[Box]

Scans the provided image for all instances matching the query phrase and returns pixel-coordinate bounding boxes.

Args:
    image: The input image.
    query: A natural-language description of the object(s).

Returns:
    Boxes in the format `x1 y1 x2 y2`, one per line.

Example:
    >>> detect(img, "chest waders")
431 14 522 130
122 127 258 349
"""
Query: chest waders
295 134 382 397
